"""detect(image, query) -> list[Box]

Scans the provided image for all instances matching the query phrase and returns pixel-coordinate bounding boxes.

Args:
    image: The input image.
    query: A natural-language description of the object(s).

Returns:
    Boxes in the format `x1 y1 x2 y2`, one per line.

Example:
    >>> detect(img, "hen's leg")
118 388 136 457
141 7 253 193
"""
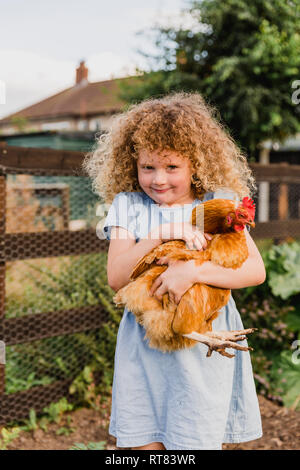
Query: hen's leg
182 328 257 358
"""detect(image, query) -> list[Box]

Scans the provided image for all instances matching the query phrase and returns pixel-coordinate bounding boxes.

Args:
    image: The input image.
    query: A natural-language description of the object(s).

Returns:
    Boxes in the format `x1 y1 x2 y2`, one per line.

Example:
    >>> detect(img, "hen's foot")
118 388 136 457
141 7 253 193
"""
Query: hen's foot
182 328 257 358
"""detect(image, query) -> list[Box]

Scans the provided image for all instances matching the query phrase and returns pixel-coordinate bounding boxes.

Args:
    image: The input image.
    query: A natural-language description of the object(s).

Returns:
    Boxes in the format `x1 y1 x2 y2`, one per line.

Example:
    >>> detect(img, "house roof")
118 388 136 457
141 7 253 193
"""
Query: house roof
0 76 137 125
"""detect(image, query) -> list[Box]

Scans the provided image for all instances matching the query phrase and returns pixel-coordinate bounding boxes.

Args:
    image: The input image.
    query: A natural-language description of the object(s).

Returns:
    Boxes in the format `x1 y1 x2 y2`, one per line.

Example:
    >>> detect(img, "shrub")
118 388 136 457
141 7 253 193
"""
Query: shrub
233 240 300 409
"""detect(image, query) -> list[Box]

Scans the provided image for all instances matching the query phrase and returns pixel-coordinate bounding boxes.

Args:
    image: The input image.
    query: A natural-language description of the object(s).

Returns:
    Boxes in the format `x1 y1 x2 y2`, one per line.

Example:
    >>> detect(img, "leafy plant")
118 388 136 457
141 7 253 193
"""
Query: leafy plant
0 427 21 450
56 416 75 436
69 365 101 410
233 240 300 406
42 398 74 425
118 0 300 157
69 441 106 450
5 252 122 397
28 409 38 432
262 241 300 299
270 348 300 411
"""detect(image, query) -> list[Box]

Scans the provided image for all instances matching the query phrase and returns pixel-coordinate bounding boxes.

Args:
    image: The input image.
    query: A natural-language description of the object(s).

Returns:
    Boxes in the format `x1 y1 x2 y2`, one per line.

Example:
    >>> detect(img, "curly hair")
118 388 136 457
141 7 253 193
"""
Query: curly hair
82 91 257 203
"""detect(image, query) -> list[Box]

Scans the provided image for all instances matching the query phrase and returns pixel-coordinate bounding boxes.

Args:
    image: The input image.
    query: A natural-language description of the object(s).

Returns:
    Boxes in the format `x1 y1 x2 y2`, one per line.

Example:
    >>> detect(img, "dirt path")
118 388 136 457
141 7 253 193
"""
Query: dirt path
4 395 300 450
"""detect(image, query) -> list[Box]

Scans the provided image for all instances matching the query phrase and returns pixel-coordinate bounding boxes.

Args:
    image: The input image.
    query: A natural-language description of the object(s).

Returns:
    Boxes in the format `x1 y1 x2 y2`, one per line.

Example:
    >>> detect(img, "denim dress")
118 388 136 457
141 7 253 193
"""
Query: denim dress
102 189 262 450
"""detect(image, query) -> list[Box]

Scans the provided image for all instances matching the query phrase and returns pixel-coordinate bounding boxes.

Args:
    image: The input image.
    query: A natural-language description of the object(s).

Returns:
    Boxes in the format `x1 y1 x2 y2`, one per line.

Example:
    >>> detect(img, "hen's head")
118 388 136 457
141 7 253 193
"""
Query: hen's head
226 197 256 232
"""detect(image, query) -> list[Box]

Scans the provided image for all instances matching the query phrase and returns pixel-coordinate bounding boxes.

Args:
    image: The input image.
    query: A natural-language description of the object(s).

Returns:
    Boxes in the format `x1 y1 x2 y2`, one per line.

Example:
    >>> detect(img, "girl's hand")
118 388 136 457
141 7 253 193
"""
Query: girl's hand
150 222 212 251
149 259 198 304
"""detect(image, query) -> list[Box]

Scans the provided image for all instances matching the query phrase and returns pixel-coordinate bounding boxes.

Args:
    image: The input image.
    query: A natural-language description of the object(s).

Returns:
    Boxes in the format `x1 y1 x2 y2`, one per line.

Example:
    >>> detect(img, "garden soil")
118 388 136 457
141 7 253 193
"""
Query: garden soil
4 395 300 450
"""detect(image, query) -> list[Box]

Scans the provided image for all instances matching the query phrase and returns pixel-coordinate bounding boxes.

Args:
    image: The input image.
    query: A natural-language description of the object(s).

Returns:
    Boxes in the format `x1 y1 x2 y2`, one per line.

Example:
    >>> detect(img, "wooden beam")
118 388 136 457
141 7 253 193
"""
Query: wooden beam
251 219 300 238
0 144 86 175
251 162 300 182
3 230 108 261
3 304 110 345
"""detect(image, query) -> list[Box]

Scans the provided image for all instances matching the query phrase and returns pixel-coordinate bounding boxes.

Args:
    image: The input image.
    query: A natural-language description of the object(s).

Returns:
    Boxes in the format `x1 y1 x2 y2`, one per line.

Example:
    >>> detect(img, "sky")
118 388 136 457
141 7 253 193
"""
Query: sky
0 0 193 118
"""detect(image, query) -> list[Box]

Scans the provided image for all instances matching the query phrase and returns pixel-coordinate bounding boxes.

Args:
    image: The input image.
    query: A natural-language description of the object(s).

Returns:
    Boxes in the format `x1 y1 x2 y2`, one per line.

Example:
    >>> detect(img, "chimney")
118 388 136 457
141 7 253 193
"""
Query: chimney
76 60 89 86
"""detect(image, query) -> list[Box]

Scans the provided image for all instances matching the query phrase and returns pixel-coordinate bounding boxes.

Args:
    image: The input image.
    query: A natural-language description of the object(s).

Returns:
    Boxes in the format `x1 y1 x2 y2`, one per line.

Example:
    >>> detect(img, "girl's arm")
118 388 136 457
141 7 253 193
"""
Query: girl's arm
107 222 212 291
191 228 266 289
107 226 162 291
150 228 266 303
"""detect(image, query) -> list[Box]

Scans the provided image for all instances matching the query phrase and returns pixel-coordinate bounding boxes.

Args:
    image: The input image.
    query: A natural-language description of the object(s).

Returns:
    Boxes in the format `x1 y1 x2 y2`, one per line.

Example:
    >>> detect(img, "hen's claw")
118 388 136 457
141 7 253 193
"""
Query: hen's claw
182 328 257 358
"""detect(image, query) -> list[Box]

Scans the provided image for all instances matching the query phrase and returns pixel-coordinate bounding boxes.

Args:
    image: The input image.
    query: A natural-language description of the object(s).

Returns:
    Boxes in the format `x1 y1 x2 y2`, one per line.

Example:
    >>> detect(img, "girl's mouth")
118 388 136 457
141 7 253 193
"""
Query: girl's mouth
152 188 170 193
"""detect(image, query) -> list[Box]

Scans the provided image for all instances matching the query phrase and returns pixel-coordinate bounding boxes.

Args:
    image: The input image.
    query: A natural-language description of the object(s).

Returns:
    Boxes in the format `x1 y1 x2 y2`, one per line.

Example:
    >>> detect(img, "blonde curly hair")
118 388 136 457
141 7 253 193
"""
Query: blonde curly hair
82 91 257 203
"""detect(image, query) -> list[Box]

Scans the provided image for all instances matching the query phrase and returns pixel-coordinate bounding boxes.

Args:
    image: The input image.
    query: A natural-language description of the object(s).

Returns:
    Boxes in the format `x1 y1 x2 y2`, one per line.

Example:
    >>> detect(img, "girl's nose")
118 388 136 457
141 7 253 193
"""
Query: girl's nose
153 171 167 185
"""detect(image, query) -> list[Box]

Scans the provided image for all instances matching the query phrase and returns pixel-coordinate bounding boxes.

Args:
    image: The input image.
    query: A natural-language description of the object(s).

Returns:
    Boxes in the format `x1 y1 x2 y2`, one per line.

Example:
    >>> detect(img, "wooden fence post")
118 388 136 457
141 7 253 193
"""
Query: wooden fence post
258 147 270 222
0 174 6 398
275 162 290 244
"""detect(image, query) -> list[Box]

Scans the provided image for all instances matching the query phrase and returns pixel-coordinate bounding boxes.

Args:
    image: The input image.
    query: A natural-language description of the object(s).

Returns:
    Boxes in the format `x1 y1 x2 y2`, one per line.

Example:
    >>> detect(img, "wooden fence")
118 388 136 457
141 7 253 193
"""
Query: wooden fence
0 144 109 424
0 144 299 425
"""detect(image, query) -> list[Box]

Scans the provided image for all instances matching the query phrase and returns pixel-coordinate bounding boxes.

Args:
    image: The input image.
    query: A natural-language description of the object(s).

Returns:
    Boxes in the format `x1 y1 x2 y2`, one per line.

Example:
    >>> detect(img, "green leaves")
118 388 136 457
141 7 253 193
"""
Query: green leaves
69 441 106 450
119 0 300 156
263 241 300 299
271 349 300 410
233 239 300 405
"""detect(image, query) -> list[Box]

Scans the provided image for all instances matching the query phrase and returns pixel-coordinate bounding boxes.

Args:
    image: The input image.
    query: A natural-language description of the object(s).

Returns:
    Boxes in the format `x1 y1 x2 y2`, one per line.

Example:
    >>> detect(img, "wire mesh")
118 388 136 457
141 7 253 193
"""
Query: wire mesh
0 153 300 425
0 163 117 425
253 178 300 240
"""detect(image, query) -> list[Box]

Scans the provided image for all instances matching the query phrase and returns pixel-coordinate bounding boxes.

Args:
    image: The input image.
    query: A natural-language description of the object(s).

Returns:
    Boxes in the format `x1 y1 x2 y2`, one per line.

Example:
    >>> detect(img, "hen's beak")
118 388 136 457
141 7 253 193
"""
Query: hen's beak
248 220 256 228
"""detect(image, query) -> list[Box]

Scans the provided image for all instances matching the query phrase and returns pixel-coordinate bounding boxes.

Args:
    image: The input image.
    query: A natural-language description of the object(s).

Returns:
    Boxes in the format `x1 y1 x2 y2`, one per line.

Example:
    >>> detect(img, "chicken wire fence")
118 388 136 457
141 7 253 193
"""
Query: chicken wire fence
252 162 300 241
0 147 300 426
0 146 117 425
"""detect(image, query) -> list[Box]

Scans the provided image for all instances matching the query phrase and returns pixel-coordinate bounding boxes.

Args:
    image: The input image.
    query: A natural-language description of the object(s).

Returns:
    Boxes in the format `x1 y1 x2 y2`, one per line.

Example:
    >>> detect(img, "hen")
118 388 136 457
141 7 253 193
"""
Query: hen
114 197 257 358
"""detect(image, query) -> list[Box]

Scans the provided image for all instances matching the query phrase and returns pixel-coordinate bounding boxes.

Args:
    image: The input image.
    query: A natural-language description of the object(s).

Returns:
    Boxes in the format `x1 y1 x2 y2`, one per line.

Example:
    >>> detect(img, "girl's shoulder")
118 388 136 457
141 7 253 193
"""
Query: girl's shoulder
110 188 240 208
102 192 151 241
110 188 240 209
205 188 240 202
111 191 150 206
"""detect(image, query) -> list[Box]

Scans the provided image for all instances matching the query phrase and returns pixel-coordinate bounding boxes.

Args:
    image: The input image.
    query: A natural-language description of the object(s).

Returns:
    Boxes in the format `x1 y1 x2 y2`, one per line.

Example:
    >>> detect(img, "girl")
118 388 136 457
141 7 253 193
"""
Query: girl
83 91 265 450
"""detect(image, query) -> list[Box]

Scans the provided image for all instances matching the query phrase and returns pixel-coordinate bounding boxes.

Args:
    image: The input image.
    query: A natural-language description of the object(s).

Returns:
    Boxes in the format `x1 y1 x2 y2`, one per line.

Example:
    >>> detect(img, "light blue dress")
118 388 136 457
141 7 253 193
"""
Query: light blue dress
102 189 262 450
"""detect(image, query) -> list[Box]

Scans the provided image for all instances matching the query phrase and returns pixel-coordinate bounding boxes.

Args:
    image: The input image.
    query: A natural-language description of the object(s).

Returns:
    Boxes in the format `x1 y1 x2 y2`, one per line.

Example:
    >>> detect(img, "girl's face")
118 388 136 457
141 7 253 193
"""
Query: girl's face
137 149 195 206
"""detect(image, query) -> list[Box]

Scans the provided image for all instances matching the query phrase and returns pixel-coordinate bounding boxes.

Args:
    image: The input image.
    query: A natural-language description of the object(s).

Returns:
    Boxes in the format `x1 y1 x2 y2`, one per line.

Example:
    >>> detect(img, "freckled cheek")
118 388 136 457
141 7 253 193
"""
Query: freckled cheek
137 171 149 188
171 175 191 191
137 172 190 190
138 174 152 188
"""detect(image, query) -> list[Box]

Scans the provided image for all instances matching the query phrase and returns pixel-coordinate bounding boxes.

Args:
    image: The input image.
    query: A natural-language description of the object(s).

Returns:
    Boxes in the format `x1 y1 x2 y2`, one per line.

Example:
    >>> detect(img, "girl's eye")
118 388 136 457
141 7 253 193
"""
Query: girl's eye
141 165 177 170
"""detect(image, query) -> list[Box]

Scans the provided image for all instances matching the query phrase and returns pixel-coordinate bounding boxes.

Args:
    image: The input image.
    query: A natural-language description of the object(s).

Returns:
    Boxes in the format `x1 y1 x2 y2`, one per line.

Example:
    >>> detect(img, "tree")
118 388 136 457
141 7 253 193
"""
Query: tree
119 0 300 158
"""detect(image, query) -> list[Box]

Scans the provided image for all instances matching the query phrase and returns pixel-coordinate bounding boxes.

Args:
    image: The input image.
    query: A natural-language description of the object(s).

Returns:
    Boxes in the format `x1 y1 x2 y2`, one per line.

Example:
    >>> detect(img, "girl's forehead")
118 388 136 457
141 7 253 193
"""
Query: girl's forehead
138 149 189 165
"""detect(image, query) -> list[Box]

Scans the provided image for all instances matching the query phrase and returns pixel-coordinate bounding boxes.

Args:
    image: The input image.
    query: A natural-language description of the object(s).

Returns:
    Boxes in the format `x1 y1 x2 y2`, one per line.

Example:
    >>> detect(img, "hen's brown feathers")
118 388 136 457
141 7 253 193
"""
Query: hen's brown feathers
113 198 251 352
130 240 189 280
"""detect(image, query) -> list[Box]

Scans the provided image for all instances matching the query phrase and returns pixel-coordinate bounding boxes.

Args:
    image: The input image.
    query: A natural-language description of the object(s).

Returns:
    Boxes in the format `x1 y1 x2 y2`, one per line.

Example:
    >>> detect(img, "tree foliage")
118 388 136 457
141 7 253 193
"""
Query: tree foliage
119 0 300 157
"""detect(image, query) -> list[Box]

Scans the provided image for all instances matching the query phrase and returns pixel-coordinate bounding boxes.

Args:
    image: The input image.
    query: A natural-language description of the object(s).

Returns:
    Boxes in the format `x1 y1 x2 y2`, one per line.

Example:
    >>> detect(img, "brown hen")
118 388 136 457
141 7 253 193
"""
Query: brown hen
114 197 257 358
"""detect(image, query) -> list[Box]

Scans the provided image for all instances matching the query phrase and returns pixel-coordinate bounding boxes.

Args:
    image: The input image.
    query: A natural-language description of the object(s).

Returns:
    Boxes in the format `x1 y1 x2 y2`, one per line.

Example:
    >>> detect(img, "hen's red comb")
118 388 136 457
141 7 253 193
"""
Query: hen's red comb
242 197 256 218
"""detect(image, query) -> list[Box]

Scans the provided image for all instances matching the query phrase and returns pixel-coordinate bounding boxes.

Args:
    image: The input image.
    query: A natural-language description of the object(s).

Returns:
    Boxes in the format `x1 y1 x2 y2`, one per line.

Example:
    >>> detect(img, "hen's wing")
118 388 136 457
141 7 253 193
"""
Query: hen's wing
130 240 188 280
208 231 248 269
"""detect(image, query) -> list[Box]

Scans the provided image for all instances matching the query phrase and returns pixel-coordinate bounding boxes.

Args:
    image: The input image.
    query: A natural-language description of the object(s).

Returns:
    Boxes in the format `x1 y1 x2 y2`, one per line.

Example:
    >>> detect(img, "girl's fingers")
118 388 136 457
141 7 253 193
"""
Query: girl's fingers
190 234 206 251
186 241 195 250
168 290 179 304
193 236 204 251
205 233 213 240
149 277 162 296
155 285 165 301
199 233 208 248
186 230 211 251
157 257 168 265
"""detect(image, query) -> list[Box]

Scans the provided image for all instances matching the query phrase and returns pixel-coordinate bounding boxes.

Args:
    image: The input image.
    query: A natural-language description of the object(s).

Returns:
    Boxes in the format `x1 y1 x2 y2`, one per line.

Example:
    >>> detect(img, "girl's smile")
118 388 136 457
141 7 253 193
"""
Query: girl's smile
137 149 195 207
